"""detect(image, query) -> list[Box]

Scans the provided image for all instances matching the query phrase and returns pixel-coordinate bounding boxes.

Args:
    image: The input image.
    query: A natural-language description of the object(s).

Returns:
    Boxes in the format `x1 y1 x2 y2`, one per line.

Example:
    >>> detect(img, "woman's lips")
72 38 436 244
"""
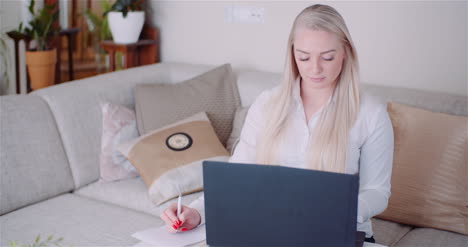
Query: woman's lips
309 76 325 82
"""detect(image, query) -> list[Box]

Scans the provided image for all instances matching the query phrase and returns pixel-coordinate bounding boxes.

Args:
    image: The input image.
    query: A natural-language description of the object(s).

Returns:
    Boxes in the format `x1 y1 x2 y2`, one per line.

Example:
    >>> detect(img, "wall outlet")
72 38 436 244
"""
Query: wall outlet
225 5 265 24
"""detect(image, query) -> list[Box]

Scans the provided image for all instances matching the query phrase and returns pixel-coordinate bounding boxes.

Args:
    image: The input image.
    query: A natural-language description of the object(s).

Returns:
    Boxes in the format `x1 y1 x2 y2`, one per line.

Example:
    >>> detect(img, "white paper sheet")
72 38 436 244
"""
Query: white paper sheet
132 224 206 247
132 224 386 247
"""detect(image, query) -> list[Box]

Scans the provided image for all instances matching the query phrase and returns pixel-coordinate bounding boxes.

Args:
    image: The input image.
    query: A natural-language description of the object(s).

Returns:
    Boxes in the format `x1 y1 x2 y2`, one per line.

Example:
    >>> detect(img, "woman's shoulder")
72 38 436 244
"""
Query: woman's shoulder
356 92 390 131
359 92 387 116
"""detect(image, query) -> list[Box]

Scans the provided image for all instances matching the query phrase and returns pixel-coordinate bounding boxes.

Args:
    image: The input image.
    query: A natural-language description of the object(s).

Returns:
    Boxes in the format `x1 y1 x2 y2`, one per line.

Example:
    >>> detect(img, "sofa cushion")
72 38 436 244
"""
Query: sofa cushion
225 106 250 154
0 95 74 215
75 178 204 216
235 70 281 107
394 228 468 247
99 102 139 182
135 64 241 146
377 102 468 235
0 194 160 247
32 63 215 189
372 218 413 246
362 84 468 116
119 112 229 205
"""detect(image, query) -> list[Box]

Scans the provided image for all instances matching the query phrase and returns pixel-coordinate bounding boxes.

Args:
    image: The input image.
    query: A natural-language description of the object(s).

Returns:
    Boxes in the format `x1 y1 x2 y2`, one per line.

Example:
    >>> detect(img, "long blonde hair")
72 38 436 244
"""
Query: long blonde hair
256 4 360 173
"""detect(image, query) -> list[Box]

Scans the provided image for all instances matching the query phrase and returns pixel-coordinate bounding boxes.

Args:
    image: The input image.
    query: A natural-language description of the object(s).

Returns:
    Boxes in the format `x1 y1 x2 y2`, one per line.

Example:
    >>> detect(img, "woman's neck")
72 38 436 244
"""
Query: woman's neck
300 80 336 109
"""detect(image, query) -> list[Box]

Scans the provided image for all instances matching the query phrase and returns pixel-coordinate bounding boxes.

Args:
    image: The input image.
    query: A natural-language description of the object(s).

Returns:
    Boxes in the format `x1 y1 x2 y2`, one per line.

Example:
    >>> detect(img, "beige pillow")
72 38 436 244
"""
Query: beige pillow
226 106 250 154
119 112 230 205
134 64 241 146
377 102 468 235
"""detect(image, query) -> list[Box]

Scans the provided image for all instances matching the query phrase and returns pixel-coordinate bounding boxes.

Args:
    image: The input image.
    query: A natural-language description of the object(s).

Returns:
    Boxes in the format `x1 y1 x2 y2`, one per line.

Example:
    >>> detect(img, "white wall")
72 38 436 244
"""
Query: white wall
148 1 467 96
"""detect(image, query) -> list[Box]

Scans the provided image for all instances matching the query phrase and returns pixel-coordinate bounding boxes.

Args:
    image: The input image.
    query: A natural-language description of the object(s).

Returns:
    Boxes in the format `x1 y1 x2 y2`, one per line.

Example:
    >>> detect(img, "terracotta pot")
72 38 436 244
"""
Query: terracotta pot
25 49 57 90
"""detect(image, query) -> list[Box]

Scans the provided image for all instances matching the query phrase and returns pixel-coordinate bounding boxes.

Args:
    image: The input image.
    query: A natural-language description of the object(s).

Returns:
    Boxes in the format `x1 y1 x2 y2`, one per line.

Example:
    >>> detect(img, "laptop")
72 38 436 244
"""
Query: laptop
202 161 362 247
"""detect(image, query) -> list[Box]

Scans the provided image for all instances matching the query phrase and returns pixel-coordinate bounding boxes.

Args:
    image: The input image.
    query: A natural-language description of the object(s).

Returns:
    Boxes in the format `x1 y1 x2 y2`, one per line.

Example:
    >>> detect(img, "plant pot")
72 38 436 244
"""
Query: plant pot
25 49 57 91
108 11 145 44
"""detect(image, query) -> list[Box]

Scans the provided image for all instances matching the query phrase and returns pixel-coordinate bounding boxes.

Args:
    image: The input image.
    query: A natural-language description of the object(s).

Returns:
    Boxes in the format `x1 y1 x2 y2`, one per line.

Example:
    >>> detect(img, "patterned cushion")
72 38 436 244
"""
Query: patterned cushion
134 64 241 146
225 106 250 154
99 102 139 182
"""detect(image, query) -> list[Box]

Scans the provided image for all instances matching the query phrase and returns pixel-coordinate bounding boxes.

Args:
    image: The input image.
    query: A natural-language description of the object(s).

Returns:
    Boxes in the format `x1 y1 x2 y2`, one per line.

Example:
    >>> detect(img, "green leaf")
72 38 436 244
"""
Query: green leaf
34 235 40 244
29 0 35 15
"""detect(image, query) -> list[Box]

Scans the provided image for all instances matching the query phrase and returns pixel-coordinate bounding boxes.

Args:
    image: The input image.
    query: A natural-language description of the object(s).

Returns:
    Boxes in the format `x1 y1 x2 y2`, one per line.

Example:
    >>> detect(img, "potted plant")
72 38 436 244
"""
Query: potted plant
10 0 59 91
83 0 113 72
104 0 145 44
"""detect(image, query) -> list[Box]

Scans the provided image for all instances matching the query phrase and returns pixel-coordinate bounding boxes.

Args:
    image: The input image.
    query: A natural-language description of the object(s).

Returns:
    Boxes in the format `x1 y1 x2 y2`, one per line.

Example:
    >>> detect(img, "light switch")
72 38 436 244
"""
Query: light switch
225 5 265 24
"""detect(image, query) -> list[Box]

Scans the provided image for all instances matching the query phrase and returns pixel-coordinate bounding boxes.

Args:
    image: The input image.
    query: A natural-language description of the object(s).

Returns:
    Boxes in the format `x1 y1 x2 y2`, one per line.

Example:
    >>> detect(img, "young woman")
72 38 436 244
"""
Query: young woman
160 4 394 243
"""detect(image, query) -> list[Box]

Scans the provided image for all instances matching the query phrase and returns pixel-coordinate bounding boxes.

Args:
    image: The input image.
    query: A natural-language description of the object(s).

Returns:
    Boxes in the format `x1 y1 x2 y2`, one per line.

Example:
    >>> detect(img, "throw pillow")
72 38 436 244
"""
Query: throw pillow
134 64 241 146
377 102 468 235
99 102 139 182
118 112 230 205
226 106 250 154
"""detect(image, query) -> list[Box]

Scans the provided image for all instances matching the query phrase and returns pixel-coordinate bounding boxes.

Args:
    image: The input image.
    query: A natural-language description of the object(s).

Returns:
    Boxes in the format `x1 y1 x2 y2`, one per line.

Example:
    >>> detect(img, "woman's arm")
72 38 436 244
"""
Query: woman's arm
357 105 394 223
187 90 271 225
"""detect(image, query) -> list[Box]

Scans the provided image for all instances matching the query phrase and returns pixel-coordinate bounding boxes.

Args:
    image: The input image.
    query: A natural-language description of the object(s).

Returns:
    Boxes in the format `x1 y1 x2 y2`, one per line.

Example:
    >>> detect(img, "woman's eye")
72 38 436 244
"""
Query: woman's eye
323 57 334 61
299 57 309 61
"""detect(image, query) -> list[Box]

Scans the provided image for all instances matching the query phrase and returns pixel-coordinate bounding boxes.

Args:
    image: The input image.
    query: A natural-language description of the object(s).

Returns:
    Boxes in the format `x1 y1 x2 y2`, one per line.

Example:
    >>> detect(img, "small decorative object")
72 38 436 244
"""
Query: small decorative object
9 0 59 91
9 234 64 247
104 0 145 44
166 132 193 151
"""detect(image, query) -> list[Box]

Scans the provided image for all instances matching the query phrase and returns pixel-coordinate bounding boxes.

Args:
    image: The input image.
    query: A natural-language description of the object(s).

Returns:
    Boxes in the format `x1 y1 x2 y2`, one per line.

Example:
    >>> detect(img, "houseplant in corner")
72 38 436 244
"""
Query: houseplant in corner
10 0 59 91
104 0 145 44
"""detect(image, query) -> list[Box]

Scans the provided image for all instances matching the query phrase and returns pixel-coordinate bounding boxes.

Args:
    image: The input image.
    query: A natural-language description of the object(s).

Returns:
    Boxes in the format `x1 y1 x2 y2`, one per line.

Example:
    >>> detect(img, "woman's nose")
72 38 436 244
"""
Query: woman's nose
310 58 323 74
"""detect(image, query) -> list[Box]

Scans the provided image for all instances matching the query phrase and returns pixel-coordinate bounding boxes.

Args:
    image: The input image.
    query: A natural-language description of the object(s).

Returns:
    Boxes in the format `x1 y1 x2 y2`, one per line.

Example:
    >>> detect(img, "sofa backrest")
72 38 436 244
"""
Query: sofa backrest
29 62 467 191
235 70 468 116
0 95 74 215
32 63 215 189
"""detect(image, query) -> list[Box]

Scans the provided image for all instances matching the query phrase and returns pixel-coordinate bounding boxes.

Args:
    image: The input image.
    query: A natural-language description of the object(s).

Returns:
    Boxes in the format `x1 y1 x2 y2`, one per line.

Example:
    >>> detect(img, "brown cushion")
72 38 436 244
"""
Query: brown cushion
134 64 241 146
376 102 468 235
119 112 229 205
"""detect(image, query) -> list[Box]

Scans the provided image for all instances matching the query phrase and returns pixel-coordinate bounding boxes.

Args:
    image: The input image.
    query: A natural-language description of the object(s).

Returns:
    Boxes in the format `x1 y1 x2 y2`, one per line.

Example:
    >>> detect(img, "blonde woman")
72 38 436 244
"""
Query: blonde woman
161 4 394 243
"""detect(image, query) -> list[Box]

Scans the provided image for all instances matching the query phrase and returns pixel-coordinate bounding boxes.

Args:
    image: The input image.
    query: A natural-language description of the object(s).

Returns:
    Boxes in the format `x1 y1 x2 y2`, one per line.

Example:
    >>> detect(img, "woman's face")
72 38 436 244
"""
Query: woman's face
293 28 346 90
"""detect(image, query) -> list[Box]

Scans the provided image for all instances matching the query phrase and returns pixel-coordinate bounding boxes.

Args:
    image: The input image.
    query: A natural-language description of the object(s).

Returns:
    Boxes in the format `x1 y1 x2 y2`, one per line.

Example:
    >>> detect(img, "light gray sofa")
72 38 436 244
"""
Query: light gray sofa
1 62 467 247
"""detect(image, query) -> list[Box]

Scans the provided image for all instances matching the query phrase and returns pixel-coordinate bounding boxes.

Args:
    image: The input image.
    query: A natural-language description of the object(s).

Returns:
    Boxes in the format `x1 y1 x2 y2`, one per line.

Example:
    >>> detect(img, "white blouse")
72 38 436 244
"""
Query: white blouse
190 81 394 238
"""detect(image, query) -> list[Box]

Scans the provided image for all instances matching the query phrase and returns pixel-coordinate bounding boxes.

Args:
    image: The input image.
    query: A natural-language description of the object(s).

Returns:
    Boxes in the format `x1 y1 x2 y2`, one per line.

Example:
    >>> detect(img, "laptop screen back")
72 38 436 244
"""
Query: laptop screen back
203 161 359 247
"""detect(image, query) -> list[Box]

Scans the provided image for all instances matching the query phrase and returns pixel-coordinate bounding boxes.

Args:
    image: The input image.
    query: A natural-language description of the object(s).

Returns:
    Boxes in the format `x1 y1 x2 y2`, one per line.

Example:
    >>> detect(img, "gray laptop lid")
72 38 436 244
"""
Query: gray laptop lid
203 161 359 247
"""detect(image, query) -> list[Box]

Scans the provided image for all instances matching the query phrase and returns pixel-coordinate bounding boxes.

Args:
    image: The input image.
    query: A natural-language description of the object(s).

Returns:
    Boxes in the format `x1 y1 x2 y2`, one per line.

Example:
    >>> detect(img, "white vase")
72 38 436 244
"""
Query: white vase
108 11 145 44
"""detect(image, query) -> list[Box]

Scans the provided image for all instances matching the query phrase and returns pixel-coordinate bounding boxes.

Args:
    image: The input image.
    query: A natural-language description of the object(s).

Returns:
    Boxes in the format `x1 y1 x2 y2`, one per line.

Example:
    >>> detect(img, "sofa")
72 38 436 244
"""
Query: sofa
1 62 467 247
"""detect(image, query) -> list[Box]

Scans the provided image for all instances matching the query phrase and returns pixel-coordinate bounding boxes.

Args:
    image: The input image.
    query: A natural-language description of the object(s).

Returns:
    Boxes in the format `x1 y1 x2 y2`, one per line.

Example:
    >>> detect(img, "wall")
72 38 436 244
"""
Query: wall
148 1 467 96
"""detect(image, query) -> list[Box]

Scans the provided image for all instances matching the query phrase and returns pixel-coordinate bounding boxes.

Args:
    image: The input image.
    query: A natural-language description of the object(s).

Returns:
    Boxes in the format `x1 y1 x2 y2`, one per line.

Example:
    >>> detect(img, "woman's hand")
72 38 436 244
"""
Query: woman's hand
160 203 201 232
